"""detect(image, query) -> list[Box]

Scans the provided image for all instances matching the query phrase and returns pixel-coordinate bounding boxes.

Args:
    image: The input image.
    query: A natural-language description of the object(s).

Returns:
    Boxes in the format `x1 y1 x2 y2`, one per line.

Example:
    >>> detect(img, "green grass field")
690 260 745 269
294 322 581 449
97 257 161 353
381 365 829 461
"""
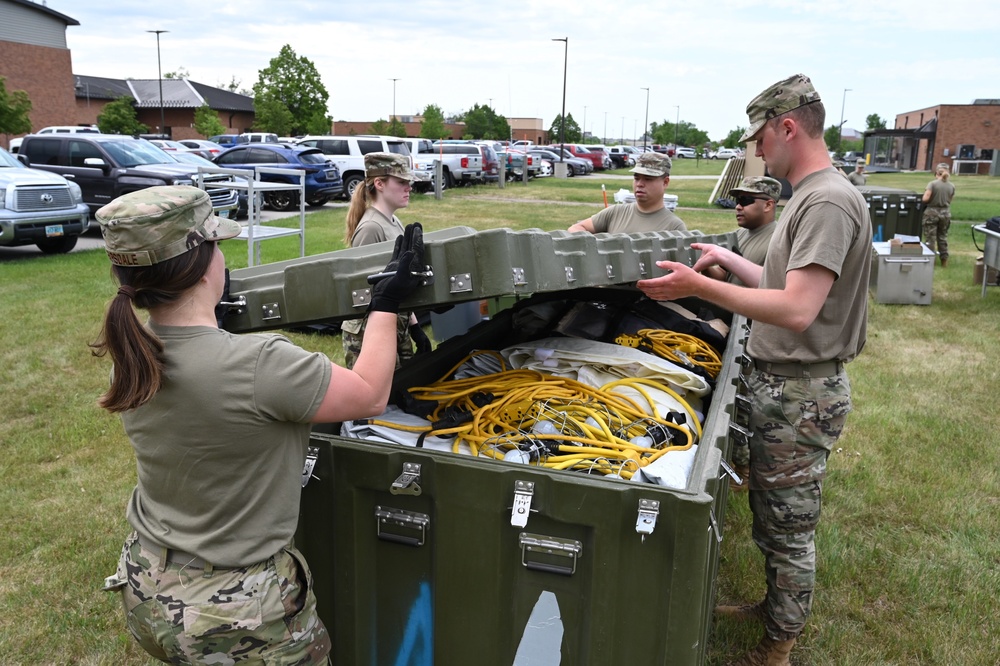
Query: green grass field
1 169 999 664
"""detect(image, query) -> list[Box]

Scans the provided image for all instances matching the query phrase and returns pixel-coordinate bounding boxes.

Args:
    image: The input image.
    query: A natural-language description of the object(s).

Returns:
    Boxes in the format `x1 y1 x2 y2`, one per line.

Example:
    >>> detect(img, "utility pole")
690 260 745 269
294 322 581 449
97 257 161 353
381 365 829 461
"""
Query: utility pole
641 88 649 152
147 30 168 136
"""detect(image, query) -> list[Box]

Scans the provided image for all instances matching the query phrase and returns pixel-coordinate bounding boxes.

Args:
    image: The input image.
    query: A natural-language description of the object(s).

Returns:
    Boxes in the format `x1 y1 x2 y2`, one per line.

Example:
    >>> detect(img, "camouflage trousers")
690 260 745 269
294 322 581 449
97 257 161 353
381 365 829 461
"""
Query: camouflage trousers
922 207 951 261
104 532 331 665
341 312 414 370
746 368 852 641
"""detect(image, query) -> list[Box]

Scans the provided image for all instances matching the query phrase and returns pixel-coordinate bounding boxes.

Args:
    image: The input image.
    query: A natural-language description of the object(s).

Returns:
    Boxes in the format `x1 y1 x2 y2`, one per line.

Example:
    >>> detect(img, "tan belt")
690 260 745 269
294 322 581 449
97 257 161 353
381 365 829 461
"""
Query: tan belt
751 358 843 378
136 532 225 572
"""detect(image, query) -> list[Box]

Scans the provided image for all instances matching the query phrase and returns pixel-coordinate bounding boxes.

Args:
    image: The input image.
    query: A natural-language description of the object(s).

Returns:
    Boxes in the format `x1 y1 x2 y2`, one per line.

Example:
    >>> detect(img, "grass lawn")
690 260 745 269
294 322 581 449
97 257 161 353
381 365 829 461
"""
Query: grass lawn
1 169 999 664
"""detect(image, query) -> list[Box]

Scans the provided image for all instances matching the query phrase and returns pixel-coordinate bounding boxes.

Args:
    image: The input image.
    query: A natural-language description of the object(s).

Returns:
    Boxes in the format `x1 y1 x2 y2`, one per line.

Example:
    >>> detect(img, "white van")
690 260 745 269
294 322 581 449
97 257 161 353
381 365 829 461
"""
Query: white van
295 135 411 197
237 132 279 144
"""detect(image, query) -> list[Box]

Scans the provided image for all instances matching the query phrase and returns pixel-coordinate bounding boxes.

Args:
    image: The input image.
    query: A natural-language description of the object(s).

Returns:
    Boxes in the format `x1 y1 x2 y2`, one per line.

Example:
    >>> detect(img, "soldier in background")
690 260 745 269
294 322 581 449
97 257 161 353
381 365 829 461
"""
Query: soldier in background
568 152 686 233
847 158 867 186
921 162 956 267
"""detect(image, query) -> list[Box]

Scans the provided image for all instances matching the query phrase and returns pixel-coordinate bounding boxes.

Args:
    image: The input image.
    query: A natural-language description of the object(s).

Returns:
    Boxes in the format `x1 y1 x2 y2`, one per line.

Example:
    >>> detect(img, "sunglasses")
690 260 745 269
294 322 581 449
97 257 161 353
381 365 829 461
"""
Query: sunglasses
734 195 769 207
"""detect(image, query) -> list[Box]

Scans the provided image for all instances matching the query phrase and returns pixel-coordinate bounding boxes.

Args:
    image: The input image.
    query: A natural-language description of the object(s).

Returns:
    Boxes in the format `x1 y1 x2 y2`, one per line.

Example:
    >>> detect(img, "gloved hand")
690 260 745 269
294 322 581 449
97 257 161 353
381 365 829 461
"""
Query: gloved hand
409 322 432 354
370 223 425 313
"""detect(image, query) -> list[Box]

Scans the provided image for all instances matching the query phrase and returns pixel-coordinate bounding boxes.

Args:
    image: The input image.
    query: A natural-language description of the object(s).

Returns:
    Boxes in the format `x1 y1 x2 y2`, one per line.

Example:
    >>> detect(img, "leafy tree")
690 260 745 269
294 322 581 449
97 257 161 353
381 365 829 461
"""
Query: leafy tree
252 93 293 136
97 97 148 135
462 104 509 140
386 119 408 137
0 76 33 141
219 76 252 96
420 104 449 140
548 113 581 143
720 127 747 148
650 120 709 148
824 124 841 151
253 45 331 136
866 113 887 130
193 103 226 138
163 67 190 80
369 119 390 134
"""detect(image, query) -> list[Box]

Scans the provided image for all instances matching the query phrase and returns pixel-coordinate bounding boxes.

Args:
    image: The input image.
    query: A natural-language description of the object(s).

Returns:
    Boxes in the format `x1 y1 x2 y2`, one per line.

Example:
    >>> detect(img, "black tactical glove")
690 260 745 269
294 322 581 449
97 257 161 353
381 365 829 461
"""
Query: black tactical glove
370 223 425 314
409 322 432 354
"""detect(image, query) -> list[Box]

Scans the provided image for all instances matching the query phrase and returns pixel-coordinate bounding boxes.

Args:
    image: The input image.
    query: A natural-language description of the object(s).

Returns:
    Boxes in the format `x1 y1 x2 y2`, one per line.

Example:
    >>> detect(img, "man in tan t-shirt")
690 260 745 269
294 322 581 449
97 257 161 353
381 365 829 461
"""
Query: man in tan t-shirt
567 152 686 234
636 74 871 666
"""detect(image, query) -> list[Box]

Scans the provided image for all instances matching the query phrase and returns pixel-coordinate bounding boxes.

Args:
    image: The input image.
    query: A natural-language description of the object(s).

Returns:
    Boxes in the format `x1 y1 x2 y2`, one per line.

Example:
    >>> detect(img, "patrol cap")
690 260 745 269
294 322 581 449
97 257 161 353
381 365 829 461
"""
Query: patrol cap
364 152 429 182
856 158 865 166
936 162 950 171
96 185 241 267
630 151 672 177
740 73 822 142
729 176 781 202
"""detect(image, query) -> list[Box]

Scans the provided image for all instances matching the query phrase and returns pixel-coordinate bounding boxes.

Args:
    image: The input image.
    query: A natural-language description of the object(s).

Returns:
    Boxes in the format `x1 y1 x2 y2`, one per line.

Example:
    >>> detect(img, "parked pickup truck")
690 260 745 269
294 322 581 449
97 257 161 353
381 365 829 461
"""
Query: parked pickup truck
1 146 91 254
18 134 239 217
427 142 485 187
552 143 605 170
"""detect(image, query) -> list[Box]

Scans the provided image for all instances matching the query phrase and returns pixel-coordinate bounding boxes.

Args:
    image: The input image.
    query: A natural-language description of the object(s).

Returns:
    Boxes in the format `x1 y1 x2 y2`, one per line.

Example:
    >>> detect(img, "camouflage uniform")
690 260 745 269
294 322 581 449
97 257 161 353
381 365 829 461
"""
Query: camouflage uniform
922 165 955 262
746 369 852 640
106 532 330 664
342 312 415 370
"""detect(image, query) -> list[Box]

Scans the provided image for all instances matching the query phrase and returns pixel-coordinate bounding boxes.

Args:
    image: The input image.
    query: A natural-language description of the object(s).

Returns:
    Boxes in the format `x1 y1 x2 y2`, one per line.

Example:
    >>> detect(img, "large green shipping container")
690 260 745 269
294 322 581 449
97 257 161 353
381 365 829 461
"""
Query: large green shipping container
224 227 749 665
857 186 921 242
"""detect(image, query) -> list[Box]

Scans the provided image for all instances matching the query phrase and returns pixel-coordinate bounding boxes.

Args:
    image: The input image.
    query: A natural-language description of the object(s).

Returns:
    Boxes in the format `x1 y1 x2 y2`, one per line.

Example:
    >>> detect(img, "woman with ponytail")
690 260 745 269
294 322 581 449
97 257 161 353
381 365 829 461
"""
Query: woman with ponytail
341 152 432 368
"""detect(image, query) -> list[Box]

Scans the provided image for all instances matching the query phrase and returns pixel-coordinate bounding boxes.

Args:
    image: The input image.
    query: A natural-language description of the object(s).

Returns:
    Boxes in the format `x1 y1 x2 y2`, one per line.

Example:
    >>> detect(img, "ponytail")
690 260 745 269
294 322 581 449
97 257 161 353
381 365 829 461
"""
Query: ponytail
344 177 381 245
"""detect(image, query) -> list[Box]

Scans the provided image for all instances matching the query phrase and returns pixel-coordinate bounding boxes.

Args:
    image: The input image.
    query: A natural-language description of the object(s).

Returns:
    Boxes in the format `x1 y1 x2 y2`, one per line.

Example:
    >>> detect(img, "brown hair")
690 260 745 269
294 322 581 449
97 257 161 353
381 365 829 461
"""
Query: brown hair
783 100 826 139
344 176 386 245
89 241 216 413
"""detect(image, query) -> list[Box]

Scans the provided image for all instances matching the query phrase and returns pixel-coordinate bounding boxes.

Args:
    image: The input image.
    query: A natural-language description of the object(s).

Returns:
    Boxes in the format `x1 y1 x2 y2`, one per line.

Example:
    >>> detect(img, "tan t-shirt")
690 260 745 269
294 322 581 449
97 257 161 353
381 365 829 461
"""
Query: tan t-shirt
925 179 955 209
746 168 871 364
729 222 775 286
590 203 686 234
343 206 406 335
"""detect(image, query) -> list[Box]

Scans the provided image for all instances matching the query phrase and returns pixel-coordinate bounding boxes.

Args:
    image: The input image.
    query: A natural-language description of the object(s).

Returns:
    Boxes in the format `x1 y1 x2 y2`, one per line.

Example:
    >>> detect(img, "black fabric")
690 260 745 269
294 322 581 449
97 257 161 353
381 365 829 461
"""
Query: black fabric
370 223 425 314
986 216 1000 233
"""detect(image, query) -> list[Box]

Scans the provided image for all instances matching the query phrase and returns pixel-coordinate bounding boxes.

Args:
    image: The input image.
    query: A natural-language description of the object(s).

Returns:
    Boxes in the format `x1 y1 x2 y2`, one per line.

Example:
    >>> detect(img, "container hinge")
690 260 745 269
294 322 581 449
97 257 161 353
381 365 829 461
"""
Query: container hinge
636 498 660 542
720 458 743 487
351 288 372 308
301 445 320 487
729 422 753 446
518 532 583 576
449 273 473 293
735 393 752 415
261 302 281 321
390 462 422 496
709 508 723 544
606 264 615 280
565 266 576 282
375 506 429 547
639 261 647 277
510 480 535 528
512 267 527 286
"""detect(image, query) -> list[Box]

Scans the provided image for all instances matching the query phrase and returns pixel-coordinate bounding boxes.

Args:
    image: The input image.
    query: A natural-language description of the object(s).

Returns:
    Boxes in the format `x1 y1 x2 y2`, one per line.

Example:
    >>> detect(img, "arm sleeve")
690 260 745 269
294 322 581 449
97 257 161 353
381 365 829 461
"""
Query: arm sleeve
253 336 333 423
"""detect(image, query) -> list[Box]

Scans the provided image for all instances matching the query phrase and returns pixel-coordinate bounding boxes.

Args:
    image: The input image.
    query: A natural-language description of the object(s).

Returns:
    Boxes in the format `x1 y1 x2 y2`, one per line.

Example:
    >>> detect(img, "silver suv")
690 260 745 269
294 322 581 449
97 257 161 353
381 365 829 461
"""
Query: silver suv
0 146 91 254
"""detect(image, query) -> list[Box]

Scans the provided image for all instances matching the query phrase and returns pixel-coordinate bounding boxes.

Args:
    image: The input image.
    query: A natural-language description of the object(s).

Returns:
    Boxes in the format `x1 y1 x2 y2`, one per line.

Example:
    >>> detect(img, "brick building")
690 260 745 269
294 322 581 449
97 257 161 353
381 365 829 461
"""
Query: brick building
0 0 80 148
864 100 1000 174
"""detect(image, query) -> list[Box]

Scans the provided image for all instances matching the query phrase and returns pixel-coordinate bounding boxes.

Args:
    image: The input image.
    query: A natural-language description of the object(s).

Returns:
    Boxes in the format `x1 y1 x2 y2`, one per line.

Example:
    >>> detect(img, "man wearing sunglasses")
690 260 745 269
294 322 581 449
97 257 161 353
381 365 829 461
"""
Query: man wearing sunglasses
704 176 780 289
636 74 871 666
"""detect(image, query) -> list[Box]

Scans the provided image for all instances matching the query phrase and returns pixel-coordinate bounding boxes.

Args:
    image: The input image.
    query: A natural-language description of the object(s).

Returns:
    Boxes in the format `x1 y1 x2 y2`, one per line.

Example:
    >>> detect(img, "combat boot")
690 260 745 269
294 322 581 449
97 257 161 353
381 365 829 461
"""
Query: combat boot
726 635 796 666
940 256 948 267
715 599 766 624
729 464 750 492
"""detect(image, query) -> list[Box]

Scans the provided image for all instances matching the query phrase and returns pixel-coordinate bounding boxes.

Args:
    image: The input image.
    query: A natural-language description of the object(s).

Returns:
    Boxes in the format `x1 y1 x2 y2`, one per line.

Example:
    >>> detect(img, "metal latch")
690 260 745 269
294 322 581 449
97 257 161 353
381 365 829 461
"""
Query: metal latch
518 533 583 575
709 508 723 544
720 459 742 487
301 445 320 487
375 506 429 547
510 480 534 528
636 498 660 542
217 295 246 316
449 273 473 293
564 266 576 282
390 462 422 496
638 261 647 277
261 302 281 320
606 264 615 280
729 422 753 445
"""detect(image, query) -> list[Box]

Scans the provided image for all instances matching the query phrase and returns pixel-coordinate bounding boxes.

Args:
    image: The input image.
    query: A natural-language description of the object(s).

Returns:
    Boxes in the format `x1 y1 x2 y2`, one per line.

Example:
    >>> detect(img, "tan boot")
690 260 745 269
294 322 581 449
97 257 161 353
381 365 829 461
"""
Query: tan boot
726 635 796 666
729 464 750 492
940 256 948 267
715 599 766 623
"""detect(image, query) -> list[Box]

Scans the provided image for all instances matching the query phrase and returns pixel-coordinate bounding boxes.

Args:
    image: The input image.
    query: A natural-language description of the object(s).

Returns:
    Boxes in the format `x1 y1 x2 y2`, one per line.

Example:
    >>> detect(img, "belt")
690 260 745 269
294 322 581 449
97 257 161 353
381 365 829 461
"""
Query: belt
749 357 843 378
136 532 223 571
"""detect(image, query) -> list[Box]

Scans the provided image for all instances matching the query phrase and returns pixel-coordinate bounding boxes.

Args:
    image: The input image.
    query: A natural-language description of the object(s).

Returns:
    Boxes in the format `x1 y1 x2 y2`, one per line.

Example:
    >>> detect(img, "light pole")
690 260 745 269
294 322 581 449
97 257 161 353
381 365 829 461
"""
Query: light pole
583 106 587 141
389 78 400 126
641 87 649 152
674 105 680 149
552 37 568 162
147 30 168 136
838 88 851 155
603 111 607 144
621 116 624 145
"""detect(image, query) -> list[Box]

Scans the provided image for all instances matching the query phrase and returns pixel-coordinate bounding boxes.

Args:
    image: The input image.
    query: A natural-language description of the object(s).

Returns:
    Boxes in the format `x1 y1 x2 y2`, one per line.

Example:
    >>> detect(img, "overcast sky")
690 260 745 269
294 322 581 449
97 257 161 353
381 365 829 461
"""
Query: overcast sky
61 0 999 142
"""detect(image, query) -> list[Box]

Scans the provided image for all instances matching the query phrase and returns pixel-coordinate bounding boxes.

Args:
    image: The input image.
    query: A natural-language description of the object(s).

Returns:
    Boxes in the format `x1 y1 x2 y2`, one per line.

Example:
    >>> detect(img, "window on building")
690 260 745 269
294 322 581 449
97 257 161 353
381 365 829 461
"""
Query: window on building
958 144 976 159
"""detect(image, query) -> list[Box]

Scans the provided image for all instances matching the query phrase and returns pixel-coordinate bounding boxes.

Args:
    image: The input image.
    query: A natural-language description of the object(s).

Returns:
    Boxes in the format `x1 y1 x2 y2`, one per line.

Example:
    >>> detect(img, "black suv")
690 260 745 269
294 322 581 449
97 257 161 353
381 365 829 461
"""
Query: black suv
18 134 238 216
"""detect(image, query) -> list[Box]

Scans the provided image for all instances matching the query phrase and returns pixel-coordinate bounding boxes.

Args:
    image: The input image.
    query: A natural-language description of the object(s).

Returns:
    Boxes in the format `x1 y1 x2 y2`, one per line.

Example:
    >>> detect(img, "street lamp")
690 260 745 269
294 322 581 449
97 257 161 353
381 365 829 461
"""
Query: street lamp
838 88 852 155
147 30 168 136
583 106 587 141
674 105 680 149
641 87 649 152
603 111 607 144
389 78 400 125
621 116 624 145
552 37 568 162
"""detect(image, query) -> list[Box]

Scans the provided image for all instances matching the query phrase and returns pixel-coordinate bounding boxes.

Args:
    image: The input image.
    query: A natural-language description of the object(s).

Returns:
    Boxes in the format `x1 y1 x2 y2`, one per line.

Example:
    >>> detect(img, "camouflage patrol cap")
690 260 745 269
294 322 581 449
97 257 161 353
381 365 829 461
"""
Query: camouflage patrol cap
740 73 822 142
936 162 950 171
364 152 429 182
630 151 672 177
729 176 782 202
96 185 241 267
856 158 866 167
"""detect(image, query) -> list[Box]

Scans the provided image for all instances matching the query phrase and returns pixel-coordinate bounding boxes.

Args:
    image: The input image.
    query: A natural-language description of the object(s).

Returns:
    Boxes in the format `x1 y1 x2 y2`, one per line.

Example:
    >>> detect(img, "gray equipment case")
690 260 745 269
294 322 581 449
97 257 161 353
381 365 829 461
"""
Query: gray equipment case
223 227 749 665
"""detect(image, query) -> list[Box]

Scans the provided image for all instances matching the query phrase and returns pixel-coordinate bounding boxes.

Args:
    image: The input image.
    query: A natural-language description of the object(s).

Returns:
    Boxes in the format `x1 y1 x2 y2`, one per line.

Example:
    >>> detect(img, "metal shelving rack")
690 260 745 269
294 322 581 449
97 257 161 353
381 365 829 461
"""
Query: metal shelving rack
195 166 306 267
